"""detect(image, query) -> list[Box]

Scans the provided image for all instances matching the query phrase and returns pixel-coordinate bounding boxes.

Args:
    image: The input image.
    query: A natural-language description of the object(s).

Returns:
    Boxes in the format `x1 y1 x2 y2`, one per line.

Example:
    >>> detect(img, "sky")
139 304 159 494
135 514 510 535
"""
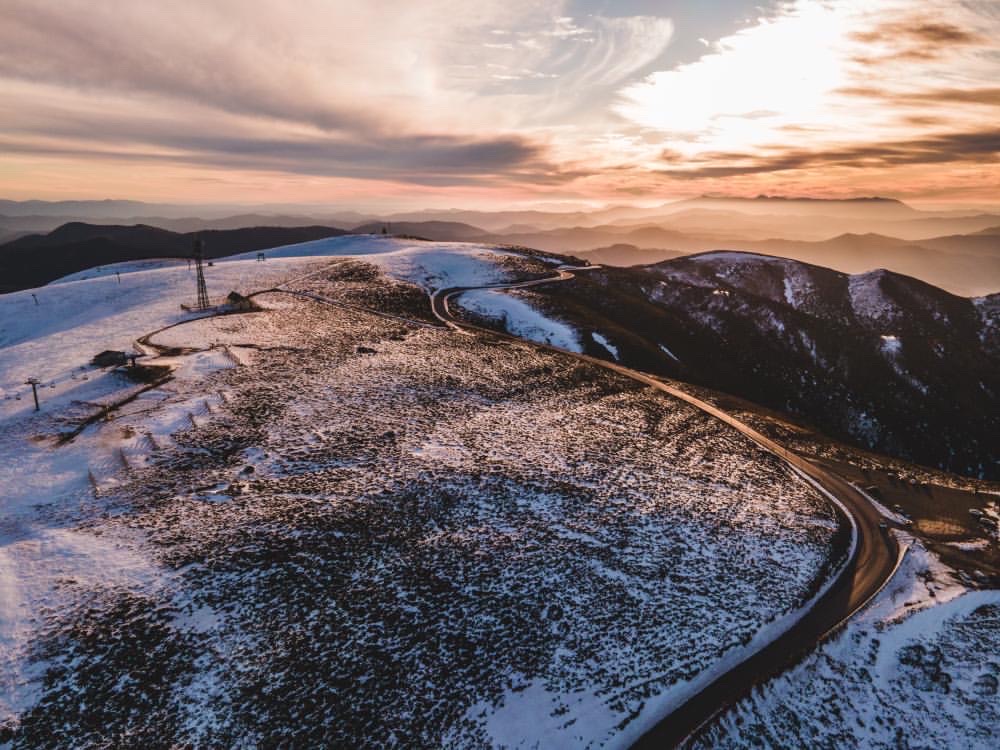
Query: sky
1 0 999 209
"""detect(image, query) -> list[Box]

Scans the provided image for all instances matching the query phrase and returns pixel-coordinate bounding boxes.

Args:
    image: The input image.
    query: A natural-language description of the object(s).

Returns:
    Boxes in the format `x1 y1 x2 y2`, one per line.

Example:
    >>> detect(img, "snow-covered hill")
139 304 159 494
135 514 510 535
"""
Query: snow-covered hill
1 236 996 749
697 541 1000 748
1 237 840 747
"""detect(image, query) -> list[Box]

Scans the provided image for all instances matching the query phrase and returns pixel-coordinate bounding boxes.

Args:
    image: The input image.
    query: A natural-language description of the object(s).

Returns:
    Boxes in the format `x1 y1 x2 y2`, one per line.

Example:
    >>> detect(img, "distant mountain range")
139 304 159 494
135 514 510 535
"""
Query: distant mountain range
3 203 998 296
4 195 999 234
3 213 996 478
354 218 1000 297
574 244 686 266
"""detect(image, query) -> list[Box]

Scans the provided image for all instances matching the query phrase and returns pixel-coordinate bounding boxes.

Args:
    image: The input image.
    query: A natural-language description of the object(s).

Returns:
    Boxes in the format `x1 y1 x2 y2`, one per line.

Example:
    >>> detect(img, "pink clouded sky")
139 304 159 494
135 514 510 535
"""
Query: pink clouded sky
1 0 998 209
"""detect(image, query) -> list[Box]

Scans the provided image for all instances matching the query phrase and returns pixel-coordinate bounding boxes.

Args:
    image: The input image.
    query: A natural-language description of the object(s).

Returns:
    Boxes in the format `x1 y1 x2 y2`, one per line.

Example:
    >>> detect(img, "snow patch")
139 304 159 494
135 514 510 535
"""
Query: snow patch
878 335 928 393
0 526 157 718
49 258 188 285
591 332 618 360
457 290 582 352
659 343 679 361
231 234 519 292
782 276 797 306
698 542 996 750
460 676 624 749
945 539 990 552
849 271 898 322
880 334 902 355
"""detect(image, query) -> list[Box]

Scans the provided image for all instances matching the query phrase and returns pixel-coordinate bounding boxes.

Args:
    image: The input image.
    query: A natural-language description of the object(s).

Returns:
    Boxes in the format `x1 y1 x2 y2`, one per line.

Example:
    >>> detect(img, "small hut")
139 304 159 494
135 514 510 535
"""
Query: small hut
91 350 127 367
225 291 256 311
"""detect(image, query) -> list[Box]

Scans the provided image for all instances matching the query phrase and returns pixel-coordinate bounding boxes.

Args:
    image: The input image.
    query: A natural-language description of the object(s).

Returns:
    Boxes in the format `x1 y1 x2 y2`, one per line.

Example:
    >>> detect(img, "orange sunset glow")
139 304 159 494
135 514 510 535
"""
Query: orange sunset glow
1 0 998 208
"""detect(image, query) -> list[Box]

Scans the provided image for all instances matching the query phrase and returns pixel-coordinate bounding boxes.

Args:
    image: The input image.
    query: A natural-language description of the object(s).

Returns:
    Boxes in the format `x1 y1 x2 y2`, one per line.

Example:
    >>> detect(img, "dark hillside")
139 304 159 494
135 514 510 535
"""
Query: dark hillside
491 251 999 478
0 223 347 292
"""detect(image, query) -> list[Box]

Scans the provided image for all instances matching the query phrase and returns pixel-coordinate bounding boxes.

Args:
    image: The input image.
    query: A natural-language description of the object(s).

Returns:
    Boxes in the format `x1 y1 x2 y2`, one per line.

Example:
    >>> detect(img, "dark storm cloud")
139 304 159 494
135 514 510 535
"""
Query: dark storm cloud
656 128 1000 179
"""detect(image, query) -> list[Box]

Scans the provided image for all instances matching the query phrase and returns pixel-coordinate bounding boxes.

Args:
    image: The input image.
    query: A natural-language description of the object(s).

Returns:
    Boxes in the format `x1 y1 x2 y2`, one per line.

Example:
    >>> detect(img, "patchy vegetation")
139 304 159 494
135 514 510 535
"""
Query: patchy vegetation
694 543 1000 749
3 276 837 748
481 253 999 480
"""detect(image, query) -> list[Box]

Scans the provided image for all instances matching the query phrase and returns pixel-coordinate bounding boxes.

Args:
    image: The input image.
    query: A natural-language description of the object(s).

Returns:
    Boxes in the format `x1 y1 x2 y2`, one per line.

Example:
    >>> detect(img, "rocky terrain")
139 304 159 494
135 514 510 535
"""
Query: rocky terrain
693 541 1000 748
0 240 840 748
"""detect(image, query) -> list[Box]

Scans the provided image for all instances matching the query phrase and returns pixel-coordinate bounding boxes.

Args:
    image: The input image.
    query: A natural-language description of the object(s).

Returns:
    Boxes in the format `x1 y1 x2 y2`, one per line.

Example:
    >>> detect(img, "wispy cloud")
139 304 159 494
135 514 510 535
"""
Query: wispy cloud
0 0 998 204
614 0 1000 196
0 0 669 199
849 18 984 46
656 128 1000 179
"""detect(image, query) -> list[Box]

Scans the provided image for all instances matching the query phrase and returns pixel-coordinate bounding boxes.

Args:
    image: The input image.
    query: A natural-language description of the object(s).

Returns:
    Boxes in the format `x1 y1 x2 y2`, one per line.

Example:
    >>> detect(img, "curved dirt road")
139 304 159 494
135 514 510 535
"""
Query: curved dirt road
431 269 900 748
132 262 900 746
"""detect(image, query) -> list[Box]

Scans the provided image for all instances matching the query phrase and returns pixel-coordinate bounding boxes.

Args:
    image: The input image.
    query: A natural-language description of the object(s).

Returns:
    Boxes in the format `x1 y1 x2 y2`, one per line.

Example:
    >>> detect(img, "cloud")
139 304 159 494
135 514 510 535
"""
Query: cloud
838 86 1000 107
0 0 670 194
0 1 376 133
0 1 670 132
480 14 673 102
849 19 984 46
845 16 987 66
656 128 1000 179
0 0 997 203
544 16 594 39
614 0 1000 190
0 135 592 187
0 92 584 187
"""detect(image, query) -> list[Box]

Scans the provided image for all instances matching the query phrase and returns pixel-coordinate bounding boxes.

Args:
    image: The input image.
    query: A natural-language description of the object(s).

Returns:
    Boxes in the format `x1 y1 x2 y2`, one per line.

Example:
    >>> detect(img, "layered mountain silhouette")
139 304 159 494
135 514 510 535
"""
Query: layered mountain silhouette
3 196 998 294
333 220 998 297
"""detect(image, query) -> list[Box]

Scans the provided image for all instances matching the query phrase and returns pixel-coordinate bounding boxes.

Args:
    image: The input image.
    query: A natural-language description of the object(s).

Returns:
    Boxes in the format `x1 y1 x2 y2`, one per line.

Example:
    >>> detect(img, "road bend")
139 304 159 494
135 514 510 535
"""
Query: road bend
431 268 900 749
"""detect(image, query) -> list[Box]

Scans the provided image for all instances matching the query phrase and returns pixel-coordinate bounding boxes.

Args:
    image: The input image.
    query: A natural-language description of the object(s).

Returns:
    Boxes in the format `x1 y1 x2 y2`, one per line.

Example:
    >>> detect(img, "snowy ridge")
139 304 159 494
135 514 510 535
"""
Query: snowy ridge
456 289 582 352
600 250 998 478
49 259 189 285
696 543 997 749
231 234 529 292
590 332 619 360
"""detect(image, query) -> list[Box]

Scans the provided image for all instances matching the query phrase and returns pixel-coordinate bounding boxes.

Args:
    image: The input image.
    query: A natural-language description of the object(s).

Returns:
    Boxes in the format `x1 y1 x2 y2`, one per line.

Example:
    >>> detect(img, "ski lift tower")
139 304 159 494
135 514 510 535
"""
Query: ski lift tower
192 237 211 311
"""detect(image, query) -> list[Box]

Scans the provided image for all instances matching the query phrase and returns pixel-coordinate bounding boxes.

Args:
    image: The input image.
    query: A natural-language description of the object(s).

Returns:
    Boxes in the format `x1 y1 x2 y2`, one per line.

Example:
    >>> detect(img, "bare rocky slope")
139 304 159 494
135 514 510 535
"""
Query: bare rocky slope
466 251 999 479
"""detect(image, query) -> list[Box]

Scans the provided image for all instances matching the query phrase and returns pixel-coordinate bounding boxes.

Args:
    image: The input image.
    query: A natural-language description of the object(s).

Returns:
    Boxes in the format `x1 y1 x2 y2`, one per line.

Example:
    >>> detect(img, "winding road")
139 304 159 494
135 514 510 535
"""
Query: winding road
430 268 902 748
51 252 902 747
150 259 901 747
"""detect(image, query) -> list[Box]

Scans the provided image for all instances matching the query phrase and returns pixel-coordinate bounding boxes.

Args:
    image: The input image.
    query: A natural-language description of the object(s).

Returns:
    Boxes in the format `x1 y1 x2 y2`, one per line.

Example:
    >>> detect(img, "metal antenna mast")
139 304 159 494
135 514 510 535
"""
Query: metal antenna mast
193 237 211 310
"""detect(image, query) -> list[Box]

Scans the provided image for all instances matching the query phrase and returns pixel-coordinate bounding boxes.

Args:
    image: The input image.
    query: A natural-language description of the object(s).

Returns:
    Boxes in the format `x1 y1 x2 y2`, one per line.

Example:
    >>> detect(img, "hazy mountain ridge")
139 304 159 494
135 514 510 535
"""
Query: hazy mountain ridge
577 244 686 266
357 219 999 297
4 193 998 295
3 194 997 230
